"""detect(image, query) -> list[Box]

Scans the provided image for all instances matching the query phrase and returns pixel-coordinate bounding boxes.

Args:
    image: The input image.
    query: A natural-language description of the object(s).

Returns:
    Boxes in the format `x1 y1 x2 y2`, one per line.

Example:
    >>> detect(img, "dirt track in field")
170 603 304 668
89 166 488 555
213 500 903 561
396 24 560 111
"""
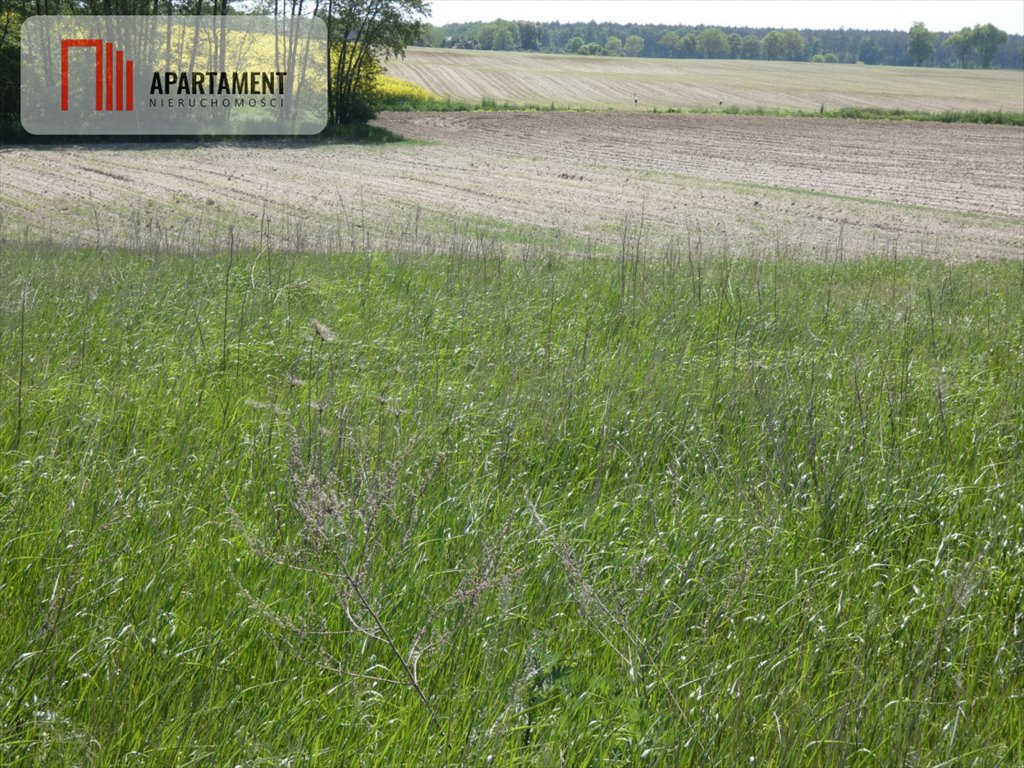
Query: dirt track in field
1 111 1022 260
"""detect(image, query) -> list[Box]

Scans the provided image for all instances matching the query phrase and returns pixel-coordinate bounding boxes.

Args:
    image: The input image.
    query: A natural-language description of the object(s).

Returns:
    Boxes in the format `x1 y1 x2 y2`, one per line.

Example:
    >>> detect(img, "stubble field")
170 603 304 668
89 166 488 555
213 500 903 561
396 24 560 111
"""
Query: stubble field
387 47 1024 113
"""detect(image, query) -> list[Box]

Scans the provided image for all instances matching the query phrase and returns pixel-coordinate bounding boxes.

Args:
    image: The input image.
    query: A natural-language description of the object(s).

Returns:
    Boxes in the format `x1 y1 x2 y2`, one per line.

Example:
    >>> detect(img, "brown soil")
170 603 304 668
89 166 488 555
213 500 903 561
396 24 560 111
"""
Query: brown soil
1 112 1021 260
378 112 1023 217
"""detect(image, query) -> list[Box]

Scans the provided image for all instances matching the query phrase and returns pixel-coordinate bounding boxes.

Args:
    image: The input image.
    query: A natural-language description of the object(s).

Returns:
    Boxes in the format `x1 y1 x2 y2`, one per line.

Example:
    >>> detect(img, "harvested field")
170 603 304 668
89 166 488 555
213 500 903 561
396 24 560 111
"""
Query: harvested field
388 47 1024 113
1 112 1022 260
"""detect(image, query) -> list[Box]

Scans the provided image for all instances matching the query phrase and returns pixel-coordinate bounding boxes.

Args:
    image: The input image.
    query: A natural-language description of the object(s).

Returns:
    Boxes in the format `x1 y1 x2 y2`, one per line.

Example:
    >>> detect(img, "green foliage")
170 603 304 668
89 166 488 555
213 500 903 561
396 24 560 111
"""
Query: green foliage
941 24 1010 69
417 22 446 47
0 18 19 123
975 23 1009 67
2 242 1022 764
478 19 520 51
604 35 622 56
726 32 742 58
427 19 1022 69
689 103 1024 125
697 27 729 58
945 23 1009 68
678 32 699 57
946 27 975 68
566 35 584 54
327 0 428 123
827 106 1023 124
908 21 936 66
761 29 805 61
760 30 785 60
658 30 679 56
782 29 806 59
517 20 544 51
624 34 645 57
858 36 884 65
741 33 762 59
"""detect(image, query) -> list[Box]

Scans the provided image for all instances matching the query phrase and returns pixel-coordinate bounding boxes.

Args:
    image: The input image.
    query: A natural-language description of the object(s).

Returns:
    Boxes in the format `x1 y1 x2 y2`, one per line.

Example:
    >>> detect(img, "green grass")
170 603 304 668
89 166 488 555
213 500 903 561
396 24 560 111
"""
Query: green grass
381 98 1024 125
1 239 1022 765
665 104 1024 125
374 94 564 113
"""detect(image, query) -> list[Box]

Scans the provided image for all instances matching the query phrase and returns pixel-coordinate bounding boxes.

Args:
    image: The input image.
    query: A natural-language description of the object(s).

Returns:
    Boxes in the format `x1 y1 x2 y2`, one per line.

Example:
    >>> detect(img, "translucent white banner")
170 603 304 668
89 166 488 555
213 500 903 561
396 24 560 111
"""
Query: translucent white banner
21 16 327 135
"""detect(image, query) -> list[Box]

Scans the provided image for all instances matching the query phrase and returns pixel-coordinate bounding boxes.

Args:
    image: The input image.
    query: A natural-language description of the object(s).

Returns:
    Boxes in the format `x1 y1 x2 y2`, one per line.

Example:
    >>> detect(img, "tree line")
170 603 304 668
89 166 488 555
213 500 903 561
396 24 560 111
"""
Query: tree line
422 20 1023 69
0 4 1019 133
0 0 428 128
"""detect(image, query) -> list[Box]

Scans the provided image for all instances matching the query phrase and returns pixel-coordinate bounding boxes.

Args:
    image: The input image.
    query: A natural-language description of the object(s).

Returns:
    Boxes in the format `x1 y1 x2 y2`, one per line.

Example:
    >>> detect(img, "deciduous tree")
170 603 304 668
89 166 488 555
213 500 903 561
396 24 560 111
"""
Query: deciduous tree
326 0 428 122
727 33 742 58
623 34 645 56
762 29 805 61
944 27 975 68
780 29 805 60
760 30 785 60
657 30 679 57
908 21 935 66
678 32 698 57
697 27 729 59
973 23 1007 68
517 20 543 50
478 19 519 50
740 33 761 59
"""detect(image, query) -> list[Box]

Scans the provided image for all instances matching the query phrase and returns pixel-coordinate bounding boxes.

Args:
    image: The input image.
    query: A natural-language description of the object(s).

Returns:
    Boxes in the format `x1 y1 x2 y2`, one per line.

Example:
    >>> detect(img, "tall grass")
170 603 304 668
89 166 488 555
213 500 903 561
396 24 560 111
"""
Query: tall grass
663 104 1024 125
374 96 1024 124
1 230 1021 764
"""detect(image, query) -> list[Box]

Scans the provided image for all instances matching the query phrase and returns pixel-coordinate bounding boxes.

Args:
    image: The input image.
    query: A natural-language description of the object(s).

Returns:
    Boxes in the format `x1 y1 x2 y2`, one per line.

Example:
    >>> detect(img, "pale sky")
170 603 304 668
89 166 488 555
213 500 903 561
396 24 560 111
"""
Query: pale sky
425 1 1024 35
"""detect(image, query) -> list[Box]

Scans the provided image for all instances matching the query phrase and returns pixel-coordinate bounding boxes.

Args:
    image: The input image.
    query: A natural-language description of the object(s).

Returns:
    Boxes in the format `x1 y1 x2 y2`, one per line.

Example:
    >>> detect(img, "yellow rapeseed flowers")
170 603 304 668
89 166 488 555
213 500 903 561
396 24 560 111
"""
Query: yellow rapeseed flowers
374 75 439 106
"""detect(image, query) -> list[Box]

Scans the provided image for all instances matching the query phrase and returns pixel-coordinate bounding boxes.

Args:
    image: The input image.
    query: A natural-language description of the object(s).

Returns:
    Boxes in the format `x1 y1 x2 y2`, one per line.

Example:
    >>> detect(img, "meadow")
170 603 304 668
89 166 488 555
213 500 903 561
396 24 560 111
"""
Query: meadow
1 49 1023 766
2 234 1022 764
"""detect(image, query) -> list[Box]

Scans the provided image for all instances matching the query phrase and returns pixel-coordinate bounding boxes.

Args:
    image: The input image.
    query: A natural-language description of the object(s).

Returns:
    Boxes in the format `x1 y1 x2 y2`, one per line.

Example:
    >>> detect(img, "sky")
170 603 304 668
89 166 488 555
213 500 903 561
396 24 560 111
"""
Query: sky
425 1 1024 35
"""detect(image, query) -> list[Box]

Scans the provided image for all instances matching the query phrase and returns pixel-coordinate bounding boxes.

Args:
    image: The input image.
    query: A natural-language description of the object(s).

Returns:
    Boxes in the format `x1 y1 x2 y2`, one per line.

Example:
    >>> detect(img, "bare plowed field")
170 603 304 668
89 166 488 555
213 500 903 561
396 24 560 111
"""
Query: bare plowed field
379 112 1024 217
2 112 1022 260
